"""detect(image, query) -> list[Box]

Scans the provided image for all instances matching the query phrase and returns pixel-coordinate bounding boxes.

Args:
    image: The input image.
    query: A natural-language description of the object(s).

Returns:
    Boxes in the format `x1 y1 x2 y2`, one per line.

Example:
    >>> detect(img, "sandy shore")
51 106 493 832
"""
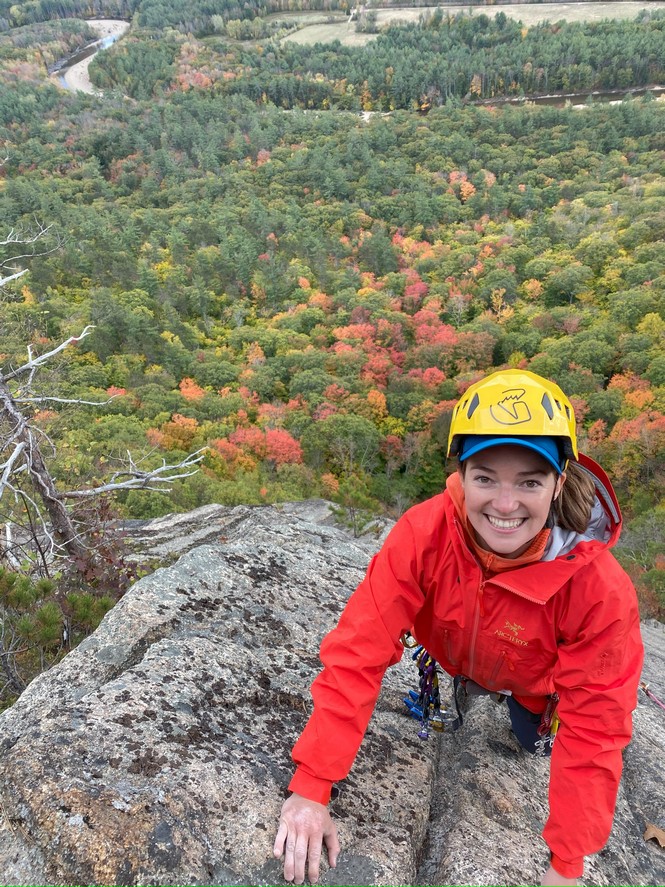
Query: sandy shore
88 19 129 41
58 19 129 94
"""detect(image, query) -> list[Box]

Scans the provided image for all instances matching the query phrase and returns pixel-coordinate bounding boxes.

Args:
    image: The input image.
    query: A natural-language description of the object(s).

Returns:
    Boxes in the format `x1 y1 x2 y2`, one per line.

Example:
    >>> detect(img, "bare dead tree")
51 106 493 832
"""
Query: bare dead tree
0 222 64 289
0 327 205 570
1 196 204 574
0 203 209 701
0 156 63 289
0 614 29 697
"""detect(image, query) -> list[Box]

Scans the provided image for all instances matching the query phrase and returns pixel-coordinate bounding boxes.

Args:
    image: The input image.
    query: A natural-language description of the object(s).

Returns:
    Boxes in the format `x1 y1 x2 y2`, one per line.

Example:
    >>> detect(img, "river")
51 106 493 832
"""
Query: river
56 19 129 94
56 12 664 108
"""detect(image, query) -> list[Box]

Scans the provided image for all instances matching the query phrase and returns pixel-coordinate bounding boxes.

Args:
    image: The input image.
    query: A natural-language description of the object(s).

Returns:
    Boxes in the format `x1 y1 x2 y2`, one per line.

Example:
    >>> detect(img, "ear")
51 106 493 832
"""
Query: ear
553 471 566 501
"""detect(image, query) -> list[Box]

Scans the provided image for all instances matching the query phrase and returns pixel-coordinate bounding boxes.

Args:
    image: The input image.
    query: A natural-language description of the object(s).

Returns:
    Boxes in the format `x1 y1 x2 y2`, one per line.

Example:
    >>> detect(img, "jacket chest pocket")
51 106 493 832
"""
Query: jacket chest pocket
442 628 461 668
422 616 469 673
476 628 558 695
488 648 516 687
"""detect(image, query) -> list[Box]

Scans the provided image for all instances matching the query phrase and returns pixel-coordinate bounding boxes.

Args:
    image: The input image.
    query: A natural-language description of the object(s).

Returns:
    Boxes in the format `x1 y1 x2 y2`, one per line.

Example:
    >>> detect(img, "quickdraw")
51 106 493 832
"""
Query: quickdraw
537 693 560 737
401 634 464 739
404 645 444 739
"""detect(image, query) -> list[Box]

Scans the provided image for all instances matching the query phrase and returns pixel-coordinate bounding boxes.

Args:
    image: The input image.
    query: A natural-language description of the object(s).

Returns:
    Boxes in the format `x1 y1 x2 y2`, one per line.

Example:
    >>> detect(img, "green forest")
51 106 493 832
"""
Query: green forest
1 2 665 692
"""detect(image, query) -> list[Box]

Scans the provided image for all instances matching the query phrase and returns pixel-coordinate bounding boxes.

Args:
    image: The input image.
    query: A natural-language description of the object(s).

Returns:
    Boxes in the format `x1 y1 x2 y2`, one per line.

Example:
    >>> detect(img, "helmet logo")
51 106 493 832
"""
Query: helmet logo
490 388 532 425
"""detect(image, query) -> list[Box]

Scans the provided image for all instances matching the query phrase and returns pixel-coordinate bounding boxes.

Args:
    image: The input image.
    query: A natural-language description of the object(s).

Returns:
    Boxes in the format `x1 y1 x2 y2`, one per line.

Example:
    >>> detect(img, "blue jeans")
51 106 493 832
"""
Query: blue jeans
506 695 555 757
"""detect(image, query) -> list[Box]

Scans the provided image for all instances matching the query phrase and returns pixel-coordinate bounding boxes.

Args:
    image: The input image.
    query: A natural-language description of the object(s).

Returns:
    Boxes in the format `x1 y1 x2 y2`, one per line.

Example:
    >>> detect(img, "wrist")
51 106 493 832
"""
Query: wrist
288 768 334 805
550 852 584 879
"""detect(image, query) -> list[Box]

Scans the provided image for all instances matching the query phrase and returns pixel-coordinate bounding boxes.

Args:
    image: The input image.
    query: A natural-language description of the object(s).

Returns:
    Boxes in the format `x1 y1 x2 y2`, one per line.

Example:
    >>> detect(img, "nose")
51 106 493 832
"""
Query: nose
492 484 518 514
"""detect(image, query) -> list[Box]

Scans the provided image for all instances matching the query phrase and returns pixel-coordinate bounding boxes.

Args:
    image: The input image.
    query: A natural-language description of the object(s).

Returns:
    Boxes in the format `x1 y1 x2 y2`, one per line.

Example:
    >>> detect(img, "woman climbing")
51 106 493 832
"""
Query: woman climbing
273 369 644 886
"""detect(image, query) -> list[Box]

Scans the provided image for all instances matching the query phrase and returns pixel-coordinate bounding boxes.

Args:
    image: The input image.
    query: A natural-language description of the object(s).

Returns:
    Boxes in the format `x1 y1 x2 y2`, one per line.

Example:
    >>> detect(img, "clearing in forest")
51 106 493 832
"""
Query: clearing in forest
282 1 665 46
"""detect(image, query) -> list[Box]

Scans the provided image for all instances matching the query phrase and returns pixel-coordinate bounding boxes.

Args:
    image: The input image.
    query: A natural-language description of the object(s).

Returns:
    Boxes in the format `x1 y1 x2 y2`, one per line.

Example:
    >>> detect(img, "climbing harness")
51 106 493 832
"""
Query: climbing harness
401 633 561 754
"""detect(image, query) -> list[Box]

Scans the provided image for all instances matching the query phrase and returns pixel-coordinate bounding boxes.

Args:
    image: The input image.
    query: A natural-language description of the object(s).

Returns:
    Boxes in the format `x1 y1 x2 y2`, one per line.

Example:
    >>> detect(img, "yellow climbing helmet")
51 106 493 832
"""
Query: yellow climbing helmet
447 369 578 461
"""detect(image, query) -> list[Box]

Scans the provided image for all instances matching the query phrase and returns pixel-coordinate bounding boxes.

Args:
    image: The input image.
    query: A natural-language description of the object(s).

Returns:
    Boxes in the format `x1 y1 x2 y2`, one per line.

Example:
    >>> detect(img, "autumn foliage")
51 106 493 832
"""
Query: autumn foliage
2 10 665 614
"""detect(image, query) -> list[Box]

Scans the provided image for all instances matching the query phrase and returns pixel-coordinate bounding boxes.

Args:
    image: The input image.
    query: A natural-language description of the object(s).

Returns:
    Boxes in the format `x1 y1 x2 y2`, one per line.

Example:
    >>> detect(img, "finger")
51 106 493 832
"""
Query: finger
324 823 341 867
283 832 297 883
293 831 309 885
273 820 288 858
307 835 323 883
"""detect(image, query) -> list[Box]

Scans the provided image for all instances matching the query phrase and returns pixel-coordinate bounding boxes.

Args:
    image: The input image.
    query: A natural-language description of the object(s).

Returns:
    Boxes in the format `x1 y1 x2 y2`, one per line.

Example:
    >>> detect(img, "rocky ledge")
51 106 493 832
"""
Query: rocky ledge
0 503 662 886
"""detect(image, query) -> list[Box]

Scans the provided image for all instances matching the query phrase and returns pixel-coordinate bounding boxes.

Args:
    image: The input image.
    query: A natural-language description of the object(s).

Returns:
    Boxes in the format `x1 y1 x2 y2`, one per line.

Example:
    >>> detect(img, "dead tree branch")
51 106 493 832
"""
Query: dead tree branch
0 376 88 561
2 326 95 385
1 327 203 567
61 449 207 498
0 269 28 288
0 221 64 288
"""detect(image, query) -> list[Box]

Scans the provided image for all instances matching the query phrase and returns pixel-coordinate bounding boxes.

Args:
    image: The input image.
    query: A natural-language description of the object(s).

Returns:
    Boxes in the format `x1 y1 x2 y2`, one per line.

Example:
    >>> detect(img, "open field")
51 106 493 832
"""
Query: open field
282 19 374 46
266 10 348 23
282 1 665 45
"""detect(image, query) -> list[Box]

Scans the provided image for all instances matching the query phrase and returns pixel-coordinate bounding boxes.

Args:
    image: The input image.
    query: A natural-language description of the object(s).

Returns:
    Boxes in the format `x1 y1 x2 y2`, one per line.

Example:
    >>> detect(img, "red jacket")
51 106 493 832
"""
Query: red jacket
289 454 644 879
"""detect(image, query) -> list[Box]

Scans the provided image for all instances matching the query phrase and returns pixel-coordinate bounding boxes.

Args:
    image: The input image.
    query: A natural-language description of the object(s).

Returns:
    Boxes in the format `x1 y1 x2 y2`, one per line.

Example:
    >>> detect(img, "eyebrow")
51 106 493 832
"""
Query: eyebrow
470 464 550 477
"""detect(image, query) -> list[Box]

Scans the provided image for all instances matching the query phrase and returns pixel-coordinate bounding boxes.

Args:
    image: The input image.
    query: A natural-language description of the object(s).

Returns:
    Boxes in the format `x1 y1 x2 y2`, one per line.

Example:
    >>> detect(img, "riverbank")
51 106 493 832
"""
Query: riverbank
56 19 129 94
50 9 665 106
476 84 665 109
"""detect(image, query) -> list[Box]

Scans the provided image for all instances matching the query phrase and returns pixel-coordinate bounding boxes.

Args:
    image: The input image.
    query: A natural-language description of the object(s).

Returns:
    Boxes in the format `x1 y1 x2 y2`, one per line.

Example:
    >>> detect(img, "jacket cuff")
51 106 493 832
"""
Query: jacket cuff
288 769 334 805
550 852 584 879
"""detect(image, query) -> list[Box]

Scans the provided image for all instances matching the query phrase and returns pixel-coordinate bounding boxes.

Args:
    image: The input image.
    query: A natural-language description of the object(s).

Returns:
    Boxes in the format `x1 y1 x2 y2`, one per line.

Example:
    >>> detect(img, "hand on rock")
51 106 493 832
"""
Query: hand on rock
273 792 340 884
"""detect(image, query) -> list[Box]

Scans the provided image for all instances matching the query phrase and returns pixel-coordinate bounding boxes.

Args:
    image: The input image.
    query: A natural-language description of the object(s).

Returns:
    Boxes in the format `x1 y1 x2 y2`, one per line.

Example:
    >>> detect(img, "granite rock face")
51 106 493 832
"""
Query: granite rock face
419 618 665 887
0 503 662 886
118 500 390 566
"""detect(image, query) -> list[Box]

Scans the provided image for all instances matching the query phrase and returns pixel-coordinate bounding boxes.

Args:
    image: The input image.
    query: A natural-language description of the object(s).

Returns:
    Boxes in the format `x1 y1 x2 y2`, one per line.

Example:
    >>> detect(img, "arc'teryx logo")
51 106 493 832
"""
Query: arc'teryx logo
505 621 525 636
489 387 532 425
495 620 529 647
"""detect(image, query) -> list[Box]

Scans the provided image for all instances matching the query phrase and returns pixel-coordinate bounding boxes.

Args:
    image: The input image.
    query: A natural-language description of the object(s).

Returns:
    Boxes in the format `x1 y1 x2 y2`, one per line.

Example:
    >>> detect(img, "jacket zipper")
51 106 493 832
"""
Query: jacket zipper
468 577 485 678
489 649 516 685
454 517 544 676
454 514 568 606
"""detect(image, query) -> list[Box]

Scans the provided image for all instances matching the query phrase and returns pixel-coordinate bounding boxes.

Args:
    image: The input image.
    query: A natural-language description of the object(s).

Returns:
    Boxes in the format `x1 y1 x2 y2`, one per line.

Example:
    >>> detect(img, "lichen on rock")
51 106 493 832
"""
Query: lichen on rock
0 503 661 886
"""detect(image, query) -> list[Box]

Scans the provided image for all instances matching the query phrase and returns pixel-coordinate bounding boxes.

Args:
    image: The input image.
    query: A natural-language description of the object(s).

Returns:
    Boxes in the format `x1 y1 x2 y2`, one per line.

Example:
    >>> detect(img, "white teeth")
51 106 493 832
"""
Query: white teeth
486 516 525 529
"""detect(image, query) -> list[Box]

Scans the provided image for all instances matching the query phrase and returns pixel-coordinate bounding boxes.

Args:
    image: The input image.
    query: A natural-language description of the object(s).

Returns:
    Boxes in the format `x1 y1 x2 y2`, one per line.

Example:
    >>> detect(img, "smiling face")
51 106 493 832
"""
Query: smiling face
459 444 565 559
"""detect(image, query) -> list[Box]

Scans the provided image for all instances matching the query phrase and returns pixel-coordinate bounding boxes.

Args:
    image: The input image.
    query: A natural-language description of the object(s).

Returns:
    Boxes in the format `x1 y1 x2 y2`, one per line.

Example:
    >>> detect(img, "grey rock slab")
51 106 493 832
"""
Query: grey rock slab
120 500 392 565
0 503 662 886
0 504 432 886
417 623 665 887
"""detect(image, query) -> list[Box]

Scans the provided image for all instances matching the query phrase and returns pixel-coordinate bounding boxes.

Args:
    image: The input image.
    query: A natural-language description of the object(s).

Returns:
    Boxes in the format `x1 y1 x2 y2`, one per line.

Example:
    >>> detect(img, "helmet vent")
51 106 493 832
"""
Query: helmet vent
466 393 480 418
541 393 554 420
565 405 571 419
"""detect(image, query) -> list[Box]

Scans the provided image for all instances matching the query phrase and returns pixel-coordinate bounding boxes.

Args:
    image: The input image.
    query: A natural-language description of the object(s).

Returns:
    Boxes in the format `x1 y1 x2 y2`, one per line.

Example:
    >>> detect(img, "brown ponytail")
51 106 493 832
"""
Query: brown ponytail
553 461 596 533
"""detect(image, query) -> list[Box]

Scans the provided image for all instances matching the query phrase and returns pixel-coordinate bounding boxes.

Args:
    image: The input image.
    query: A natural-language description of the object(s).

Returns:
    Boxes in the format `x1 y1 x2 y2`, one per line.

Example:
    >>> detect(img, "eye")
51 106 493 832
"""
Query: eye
472 474 493 484
521 479 543 489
